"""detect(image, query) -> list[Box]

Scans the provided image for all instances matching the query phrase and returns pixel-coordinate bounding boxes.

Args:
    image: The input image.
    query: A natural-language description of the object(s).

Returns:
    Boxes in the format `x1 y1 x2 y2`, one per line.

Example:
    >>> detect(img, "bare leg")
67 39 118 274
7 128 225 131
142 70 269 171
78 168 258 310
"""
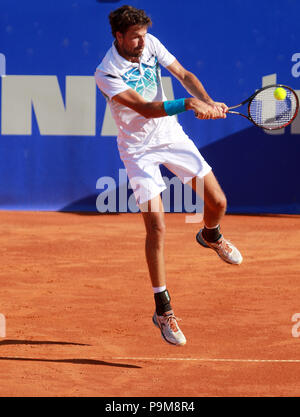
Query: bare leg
140 194 166 288
190 171 243 264
141 195 186 345
189 170 227 227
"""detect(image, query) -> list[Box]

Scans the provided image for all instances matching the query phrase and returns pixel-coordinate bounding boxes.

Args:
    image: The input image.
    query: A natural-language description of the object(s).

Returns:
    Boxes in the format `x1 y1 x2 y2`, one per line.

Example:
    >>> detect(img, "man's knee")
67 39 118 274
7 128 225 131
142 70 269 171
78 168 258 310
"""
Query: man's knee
206 191 227 214
215 193 227 212
146 221 166 239
144 216 166 250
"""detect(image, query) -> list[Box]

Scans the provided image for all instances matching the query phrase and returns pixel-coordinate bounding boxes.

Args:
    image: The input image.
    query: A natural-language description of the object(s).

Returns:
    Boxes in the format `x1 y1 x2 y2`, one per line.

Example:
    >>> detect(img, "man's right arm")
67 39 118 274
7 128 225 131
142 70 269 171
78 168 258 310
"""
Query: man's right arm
112 88 224 120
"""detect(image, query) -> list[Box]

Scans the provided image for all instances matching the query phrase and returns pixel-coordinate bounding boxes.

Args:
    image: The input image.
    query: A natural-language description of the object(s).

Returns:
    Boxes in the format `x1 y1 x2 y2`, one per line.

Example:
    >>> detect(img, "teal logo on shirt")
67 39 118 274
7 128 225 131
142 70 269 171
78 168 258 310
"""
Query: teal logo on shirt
122 60 159 101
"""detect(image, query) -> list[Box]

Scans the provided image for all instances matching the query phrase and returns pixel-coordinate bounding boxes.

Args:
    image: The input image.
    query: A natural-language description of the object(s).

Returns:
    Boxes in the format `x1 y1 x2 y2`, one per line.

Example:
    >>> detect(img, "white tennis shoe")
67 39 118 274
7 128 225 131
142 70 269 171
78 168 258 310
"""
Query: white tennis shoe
196 229 243 265
152 311 186 346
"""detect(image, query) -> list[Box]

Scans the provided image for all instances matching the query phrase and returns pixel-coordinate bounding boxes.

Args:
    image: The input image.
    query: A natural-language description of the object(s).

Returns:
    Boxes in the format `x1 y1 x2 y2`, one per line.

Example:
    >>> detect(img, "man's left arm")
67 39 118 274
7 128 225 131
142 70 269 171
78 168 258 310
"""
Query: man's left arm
166 59 228 114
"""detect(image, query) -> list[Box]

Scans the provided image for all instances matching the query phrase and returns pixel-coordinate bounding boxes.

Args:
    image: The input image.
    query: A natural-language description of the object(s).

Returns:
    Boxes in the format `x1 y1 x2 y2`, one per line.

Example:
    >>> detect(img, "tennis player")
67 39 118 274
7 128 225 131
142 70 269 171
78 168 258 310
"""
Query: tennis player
95 5 243 346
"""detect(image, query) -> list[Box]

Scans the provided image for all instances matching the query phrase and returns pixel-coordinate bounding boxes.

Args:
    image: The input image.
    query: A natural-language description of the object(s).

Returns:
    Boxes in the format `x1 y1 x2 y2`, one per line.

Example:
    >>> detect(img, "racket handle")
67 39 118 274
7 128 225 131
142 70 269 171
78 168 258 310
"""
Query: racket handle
227 111 249 120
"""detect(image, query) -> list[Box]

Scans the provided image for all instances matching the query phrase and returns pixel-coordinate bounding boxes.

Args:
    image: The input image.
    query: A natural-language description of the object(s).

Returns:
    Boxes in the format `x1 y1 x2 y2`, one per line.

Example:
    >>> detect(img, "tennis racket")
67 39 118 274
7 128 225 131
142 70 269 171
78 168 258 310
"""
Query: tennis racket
227 84 299 130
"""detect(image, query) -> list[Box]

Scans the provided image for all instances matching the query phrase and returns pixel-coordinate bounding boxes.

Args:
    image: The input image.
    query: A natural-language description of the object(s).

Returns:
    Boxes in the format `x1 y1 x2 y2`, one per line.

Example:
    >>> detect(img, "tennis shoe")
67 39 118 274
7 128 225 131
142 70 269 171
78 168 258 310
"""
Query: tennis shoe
196 229 243 265
152 311 186 346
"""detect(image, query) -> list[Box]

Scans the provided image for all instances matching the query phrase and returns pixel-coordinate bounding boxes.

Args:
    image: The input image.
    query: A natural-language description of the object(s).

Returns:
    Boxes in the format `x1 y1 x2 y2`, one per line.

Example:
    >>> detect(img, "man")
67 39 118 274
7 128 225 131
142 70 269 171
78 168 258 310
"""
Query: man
95 5 242 347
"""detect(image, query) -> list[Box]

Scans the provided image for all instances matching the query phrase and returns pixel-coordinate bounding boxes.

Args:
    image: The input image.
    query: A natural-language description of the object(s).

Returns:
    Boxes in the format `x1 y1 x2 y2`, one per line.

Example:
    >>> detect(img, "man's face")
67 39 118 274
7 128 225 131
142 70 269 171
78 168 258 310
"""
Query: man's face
116 25 147 59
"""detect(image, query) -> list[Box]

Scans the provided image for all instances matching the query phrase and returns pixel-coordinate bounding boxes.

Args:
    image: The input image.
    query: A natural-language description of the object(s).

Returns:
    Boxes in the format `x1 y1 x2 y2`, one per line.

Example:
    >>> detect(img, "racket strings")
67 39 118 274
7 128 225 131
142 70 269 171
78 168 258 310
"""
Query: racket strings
249 87 298 129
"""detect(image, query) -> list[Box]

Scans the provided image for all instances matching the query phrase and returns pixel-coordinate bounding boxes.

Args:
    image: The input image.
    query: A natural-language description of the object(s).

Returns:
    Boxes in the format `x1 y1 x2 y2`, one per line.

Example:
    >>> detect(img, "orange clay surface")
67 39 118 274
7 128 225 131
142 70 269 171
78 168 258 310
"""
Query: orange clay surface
0 211 300 397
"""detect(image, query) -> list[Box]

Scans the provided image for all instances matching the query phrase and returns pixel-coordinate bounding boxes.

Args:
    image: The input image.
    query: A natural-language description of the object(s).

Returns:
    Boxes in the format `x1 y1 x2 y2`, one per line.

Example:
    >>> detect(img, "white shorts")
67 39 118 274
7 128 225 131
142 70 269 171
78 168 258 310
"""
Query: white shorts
119 134 212 206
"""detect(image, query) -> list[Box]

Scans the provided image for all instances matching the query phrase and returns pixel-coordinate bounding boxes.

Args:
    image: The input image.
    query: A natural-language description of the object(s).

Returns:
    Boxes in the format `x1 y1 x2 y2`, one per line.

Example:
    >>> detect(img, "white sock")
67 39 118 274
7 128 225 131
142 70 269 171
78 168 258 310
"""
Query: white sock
152 285 166 294
204 224 219 229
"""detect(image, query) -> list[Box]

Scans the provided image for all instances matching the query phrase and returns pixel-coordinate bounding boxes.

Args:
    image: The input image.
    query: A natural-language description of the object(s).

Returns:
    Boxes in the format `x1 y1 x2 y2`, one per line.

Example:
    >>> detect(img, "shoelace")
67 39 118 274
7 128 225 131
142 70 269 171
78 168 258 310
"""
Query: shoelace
165 314 181 333
216 238 233 254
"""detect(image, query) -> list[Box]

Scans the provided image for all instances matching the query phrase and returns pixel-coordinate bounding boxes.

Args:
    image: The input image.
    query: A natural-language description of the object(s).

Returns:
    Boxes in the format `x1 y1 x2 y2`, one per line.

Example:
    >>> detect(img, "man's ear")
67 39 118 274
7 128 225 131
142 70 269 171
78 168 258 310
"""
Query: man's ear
115 31 123 45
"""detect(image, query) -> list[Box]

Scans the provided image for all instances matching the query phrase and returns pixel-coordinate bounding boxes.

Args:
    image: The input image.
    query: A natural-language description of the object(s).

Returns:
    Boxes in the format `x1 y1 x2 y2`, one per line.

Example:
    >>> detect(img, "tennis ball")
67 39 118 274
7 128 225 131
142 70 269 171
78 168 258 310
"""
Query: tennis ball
274 87 287 100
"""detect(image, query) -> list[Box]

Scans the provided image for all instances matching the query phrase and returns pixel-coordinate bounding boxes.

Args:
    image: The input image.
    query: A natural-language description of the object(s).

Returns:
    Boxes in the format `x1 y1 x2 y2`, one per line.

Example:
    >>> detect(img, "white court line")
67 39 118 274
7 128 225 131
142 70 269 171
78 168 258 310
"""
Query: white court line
111 357 300 363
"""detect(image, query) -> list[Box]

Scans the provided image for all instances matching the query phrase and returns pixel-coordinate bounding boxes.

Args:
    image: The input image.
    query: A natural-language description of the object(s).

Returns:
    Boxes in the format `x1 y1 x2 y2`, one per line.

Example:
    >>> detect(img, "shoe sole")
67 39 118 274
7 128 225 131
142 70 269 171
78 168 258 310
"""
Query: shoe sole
152 315 186 347
196 229 242 265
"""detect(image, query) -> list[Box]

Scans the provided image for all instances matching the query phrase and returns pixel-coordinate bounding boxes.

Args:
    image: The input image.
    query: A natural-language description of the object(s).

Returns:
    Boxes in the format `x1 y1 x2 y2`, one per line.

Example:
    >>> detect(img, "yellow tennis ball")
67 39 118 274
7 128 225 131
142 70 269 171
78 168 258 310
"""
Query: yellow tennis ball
274 87 287 100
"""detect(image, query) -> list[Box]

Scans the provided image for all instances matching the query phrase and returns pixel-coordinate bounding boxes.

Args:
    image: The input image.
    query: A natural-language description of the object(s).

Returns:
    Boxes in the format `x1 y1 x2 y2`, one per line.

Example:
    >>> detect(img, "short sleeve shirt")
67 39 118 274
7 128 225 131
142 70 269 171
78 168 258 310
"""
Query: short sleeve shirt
95 33 179 152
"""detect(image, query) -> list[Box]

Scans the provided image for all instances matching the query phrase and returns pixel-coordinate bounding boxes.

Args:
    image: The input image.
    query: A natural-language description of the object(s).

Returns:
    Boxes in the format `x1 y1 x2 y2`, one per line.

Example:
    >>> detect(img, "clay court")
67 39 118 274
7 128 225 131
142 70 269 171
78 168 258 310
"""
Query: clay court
0 211 299 397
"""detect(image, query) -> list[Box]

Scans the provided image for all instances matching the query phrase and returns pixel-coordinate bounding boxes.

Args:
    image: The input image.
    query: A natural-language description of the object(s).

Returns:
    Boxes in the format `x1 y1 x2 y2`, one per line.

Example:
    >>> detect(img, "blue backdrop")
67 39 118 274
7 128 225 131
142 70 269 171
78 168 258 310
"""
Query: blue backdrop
1 0 300 213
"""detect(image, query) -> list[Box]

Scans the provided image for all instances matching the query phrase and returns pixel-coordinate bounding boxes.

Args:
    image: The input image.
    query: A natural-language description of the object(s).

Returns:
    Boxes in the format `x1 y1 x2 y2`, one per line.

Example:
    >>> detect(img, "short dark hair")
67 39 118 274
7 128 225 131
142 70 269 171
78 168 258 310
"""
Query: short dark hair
109 5 152 38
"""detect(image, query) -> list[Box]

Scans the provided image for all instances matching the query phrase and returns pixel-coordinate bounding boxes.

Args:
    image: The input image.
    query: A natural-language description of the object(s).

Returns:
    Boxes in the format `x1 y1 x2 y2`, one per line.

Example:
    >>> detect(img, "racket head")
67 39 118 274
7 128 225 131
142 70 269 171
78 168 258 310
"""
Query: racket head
247 84 299 130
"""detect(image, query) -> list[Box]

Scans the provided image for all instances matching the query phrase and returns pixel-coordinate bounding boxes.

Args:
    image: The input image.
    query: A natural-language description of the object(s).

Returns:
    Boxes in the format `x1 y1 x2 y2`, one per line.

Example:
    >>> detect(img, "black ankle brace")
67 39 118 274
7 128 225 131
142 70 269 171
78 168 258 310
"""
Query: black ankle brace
154 289 172 316
202 225 221 242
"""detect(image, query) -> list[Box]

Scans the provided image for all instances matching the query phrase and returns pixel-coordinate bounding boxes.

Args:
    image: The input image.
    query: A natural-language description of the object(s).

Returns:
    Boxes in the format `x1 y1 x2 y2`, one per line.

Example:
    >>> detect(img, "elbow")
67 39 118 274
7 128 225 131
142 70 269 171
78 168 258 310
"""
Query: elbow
182 70 194 84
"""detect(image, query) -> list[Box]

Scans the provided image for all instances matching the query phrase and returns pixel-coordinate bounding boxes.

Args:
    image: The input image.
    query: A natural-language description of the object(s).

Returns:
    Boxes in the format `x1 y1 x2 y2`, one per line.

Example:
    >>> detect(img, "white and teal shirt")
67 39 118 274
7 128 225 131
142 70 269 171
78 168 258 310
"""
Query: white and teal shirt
95 33 179 153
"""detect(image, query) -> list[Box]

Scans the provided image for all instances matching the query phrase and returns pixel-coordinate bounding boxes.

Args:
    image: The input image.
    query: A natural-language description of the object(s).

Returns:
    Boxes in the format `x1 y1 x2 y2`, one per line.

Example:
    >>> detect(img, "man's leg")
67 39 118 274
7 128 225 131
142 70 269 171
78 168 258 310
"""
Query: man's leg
203 170 227 228
140 194 186 346
190 171 243 265
140 195 166 289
